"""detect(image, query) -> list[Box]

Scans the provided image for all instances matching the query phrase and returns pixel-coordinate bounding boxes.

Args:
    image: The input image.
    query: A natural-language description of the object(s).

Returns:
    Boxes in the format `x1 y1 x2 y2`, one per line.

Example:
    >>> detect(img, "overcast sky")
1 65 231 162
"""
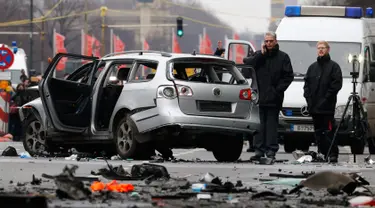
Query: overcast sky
195 0 306 33
199 0 271 33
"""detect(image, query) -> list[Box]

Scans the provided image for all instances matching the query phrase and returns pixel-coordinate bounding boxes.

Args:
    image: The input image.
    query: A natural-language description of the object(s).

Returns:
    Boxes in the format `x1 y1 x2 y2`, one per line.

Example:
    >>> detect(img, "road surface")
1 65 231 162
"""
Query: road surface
0 142 374 207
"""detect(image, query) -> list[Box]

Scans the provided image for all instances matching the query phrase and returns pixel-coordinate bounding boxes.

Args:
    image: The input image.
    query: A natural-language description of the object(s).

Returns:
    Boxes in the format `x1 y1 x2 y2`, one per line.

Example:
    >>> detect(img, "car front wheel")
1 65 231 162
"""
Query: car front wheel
212 135 243 162
22 115 46 156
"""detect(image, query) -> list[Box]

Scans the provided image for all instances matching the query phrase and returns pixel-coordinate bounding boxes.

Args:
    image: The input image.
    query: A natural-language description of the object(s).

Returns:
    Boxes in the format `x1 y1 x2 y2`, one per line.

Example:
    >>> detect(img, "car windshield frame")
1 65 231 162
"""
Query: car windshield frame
277 40 362 78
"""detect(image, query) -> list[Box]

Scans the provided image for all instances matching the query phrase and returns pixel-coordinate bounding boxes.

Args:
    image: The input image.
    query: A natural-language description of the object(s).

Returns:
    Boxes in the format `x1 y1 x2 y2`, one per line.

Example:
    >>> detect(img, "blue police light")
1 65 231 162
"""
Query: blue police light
285 109 293 116
285 6 301 17
366 7 374 18
11 41 17 54
345 7 363 18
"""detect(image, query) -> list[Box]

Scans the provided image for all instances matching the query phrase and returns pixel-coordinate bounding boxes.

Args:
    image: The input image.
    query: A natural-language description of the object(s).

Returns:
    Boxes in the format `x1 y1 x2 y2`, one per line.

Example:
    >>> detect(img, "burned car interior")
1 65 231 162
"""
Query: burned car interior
171 60 247 85
96 63 132 130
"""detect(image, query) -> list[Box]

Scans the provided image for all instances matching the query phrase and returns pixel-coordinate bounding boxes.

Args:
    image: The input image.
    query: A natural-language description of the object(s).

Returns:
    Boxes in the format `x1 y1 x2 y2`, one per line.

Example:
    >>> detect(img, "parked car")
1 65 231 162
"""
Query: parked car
19 51 260 162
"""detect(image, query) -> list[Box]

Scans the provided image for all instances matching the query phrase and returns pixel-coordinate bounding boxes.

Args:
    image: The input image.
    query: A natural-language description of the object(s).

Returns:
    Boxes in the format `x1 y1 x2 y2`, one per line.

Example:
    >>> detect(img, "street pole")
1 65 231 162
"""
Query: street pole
84 0 88 55
100 6 108 57
40 17 45 74
29 0 33 73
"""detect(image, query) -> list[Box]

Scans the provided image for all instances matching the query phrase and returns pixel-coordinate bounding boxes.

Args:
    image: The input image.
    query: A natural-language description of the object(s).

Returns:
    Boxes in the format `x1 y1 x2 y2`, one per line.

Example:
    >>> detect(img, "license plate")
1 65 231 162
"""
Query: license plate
291 124 314 132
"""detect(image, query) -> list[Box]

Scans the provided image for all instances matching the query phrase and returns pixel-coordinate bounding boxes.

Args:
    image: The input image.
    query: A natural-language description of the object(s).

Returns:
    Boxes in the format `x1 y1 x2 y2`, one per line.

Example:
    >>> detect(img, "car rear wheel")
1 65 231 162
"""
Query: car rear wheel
212 135 243 162
115 115 154 159
22 115 47 156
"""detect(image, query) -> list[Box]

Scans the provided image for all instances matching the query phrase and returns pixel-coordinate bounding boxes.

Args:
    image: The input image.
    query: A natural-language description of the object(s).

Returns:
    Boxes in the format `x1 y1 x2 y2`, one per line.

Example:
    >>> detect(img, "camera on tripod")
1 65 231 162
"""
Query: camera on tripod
327 53 368 160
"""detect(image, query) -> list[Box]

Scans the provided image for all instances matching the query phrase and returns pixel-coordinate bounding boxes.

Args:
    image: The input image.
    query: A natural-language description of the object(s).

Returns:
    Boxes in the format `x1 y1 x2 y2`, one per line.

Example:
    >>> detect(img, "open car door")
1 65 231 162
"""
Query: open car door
224 39 259 102
40 53 99 133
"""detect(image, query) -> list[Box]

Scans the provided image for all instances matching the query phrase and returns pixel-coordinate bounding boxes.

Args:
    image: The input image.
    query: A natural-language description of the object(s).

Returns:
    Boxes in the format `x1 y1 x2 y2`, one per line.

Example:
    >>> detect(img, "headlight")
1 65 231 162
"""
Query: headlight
334 105 353 119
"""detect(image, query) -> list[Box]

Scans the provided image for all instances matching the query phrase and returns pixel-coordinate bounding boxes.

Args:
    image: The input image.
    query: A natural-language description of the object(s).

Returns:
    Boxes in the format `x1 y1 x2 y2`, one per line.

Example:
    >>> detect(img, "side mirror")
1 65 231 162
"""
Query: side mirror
48 57 52 63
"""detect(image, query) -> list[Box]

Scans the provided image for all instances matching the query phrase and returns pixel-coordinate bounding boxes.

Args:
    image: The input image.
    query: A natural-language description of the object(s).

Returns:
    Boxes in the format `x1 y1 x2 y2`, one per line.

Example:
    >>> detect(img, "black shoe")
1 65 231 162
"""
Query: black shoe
250 155 262 161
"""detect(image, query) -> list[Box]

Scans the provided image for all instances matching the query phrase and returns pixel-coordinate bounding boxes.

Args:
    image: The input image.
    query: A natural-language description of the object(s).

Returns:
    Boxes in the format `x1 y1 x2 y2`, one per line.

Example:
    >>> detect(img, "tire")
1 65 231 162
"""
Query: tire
212 136 243 162
114 114 153 159
297 140 310 152
22 114 47 156
284 137 296 153
350 140 365 155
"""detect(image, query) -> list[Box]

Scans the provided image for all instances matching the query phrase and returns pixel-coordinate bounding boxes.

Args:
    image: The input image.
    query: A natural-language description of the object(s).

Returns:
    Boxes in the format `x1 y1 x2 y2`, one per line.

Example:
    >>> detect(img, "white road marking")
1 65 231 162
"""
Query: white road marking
173 148 205 157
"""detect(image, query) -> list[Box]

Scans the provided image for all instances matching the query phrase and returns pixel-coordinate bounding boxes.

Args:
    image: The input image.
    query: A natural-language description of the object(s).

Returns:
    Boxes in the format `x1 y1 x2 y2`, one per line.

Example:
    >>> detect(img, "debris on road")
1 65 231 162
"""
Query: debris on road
288 171 370 195
1 146 18 156
0 194 48 208
251 191 287 201
269 171 315 178
349 196 375 206
91 180 134 193
365 155 375 165
292 150 325 163
41 165 92 200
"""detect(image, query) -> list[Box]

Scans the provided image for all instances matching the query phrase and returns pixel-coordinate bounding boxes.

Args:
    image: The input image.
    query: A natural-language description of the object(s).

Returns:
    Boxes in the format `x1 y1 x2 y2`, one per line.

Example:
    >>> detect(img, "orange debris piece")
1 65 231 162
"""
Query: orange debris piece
90 180 134 193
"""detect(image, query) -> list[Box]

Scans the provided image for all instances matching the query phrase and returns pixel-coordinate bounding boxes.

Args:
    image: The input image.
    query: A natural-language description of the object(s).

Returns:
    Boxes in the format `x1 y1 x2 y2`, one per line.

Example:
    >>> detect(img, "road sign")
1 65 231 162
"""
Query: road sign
0 46 14 72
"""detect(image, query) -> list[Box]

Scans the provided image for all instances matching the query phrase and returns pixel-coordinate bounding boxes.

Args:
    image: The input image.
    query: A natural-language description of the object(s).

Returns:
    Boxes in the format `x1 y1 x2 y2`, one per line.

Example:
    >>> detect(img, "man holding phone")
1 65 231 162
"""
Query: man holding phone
243 32 294 161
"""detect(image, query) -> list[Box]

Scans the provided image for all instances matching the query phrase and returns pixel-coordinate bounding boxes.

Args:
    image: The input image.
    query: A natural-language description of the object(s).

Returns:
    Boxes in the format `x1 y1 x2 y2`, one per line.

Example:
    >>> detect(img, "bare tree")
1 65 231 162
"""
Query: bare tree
35 0 101 52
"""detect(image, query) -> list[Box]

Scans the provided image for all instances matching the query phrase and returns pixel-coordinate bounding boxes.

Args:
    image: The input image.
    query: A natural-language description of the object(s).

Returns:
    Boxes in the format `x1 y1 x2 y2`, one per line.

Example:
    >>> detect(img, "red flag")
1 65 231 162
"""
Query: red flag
172 33 182 53
204 34 213 54
55 32 67 71
233 33 245 64
143 40 149 50
84 34 101 57
199 35 205 54
113 35 125 53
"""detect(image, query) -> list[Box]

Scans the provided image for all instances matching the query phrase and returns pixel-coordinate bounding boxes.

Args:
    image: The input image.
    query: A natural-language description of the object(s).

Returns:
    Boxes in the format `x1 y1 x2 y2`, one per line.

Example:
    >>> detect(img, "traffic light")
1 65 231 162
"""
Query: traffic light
176 17 183 37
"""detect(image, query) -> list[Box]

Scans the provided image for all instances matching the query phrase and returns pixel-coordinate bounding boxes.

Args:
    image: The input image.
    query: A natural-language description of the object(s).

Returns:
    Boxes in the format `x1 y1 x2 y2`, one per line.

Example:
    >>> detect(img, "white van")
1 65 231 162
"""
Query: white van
1 42 29 89
225 5 375 155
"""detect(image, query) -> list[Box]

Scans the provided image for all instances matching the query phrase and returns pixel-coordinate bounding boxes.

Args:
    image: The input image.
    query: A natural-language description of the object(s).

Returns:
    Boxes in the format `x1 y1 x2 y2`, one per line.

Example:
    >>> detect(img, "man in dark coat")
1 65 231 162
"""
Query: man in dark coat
303 40 343 163
213 41 225 57
243 31 294 161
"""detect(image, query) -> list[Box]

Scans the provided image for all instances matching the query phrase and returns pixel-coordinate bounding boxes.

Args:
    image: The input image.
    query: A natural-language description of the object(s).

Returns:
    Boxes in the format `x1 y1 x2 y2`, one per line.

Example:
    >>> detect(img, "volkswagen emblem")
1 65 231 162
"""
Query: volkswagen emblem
300 105 310 117
213 88 221 96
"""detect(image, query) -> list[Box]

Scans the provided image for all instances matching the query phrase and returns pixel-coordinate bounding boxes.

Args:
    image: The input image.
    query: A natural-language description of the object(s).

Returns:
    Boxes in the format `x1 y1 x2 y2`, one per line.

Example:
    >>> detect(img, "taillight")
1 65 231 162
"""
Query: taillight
362 97 367 103
157 86 177 99
176 85 193 96
239 88 252 100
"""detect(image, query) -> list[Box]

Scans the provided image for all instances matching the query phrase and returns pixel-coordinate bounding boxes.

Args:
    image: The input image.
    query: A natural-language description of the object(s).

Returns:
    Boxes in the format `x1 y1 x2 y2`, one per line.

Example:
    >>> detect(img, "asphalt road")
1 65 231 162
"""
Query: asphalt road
0 142 375 207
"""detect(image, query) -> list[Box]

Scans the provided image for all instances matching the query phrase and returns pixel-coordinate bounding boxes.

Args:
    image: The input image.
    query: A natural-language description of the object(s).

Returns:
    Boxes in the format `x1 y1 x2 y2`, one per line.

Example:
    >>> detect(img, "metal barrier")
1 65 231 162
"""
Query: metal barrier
0 90 10 135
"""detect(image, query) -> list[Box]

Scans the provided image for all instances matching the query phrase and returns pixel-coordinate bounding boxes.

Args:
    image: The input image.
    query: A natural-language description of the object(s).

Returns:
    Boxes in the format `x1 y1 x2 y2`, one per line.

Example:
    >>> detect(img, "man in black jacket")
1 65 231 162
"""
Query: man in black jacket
243 32 294 161
303 41 343 163
213 41 225 57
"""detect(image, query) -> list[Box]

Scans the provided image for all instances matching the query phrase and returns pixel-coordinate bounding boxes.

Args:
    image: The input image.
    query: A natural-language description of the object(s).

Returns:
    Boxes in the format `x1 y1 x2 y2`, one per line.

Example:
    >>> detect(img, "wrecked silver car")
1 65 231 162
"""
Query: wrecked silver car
19 51 260 162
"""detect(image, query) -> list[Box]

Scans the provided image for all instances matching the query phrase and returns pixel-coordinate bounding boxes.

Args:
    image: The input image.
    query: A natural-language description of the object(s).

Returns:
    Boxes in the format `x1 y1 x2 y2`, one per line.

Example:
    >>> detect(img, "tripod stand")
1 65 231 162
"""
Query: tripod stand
327 58 371 162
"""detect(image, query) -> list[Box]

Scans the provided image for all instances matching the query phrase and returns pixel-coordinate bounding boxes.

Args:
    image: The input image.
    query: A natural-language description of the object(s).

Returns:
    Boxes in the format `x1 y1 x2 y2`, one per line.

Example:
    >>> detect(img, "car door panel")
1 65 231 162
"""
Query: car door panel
40 53 98 133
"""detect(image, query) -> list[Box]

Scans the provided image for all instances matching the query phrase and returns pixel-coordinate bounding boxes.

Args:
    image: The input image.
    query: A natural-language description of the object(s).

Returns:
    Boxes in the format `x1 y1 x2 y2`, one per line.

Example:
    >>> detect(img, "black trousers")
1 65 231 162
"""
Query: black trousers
254 106 279 157
312 114 339 158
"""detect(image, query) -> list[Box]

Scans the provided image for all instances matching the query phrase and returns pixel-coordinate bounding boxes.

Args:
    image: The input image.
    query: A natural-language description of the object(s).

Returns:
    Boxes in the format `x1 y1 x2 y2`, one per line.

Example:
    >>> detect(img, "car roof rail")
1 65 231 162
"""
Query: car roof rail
102 50 172 58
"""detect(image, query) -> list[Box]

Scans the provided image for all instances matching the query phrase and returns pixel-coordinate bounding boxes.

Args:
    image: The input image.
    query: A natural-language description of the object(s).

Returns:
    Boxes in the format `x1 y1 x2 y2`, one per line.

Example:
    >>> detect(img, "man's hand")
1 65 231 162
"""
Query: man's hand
261 43 265 54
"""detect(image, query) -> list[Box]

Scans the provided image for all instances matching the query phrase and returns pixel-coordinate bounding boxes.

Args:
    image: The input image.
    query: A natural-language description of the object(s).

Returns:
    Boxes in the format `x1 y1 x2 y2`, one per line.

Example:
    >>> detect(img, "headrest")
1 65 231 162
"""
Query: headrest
146 74 155 80
117 67 130 81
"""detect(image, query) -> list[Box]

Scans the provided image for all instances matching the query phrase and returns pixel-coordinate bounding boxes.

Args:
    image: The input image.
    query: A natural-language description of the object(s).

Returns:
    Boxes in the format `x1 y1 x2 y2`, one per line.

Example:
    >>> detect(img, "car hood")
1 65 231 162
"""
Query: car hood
283 78 352 108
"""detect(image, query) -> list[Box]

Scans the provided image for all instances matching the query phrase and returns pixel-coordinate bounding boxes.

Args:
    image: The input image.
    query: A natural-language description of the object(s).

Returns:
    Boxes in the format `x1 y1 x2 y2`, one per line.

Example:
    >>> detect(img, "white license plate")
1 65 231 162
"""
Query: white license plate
291 124 314 132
